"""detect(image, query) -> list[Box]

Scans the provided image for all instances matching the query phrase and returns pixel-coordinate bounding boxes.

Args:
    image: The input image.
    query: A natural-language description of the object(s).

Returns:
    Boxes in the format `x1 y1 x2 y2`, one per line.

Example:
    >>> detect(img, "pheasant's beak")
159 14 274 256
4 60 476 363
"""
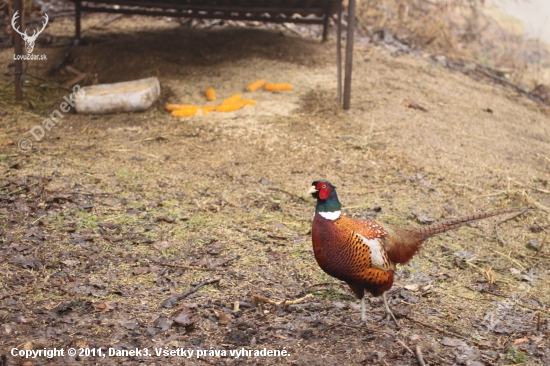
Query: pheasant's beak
306 186 318 196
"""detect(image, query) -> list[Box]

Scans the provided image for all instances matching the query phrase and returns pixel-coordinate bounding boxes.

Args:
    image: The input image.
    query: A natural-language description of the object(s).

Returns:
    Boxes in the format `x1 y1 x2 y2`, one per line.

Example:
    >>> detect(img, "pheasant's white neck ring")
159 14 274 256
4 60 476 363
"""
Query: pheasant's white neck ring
319 210 342 220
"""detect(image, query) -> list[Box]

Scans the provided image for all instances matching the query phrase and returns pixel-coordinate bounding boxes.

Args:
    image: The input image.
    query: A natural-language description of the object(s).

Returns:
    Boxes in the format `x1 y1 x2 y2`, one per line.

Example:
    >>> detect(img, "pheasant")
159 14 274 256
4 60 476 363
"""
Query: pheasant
307 180 527 325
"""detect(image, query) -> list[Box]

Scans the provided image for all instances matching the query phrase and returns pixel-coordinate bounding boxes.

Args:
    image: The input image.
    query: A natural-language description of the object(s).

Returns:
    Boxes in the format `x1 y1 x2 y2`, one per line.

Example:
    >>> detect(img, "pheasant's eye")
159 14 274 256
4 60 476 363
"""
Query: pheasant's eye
322 184 327 189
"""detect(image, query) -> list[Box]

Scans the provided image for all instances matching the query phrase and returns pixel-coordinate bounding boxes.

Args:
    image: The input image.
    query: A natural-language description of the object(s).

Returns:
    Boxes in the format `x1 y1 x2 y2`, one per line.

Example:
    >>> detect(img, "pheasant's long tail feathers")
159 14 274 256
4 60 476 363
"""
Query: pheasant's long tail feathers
413 208 529 240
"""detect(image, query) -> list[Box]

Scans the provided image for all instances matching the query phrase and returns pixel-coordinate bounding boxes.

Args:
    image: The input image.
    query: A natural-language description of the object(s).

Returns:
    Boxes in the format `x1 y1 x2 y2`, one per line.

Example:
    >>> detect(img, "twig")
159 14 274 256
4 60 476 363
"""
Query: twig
396 339 414 355
415 345 427 366
404 315 501 350
62 73 87 88
267 187 306 202
522 192 550 212
511 179 550 194
282 23 303 37
304 282 341 292
0 287 34 301
252 294 313 308
149 258 219 271
7 182 39 196
91 14 123 29
494 210 531 247
492 250 526 271
535 234 547 258
475 65 543 104
321 322 395 337
51 39 79 74
161 278 221 308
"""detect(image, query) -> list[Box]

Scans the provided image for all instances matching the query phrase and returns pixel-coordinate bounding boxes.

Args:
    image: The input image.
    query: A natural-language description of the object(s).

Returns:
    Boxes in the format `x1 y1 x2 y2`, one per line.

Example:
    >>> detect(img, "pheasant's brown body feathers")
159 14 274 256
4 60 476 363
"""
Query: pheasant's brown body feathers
308 180 529 301
312 213 395 297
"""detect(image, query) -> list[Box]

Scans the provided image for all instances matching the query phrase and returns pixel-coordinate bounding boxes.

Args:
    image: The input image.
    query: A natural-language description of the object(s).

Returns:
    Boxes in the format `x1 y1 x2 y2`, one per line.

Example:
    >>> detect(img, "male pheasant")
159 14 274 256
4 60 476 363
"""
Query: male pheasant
307 180 527 325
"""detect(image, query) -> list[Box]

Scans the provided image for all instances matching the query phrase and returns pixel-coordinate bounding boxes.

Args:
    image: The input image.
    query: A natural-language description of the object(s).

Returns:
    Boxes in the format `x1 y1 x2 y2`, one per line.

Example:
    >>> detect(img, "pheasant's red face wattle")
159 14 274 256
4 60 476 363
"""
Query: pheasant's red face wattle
316 182 331 200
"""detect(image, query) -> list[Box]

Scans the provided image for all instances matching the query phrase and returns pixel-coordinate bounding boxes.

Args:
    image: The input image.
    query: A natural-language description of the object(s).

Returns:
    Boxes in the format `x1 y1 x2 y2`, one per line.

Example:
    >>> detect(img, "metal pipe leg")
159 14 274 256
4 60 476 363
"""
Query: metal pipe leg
343 0 356 110
75 0 81 40
336 0 342 105
322 11 330 42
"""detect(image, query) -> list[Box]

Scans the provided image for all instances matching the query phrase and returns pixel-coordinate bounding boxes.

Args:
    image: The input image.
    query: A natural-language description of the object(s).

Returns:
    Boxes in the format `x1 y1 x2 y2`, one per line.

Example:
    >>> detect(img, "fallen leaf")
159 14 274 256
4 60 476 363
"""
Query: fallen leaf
153 241 173 250
404 284 420 292
155 316 173 331
417 215 435 223
74 339 88 348
218 313 232 325
207 241 224 255
3 324 13 334
133 266 150 275
333 301 347 310
513 337 529 345
121 321 138 330
173 308 196 327
441 337 467 347
61 259 79 267
94 302 114 313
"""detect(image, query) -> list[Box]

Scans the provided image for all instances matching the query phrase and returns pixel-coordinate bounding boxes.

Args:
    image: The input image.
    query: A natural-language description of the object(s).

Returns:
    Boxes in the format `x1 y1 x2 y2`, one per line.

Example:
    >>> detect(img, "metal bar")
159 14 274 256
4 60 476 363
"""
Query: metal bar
343 0 355 110
80 5 326 24
13 0 24 102
336 0 342 105
81 0 328 16
75 0 82 39
322 12 329 42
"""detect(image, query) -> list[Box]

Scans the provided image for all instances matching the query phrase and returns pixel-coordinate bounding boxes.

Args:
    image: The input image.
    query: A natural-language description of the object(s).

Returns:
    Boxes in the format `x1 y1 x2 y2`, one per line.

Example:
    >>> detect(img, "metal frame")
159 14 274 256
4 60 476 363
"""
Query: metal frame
13 0 24 101
12 0 356 109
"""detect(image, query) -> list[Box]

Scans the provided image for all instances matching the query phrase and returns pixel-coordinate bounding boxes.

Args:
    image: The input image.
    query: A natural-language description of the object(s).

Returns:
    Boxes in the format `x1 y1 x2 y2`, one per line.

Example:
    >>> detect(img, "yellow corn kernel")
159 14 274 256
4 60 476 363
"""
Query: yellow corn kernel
222 94 243 105
242 99 257 105
246 79 266 92
205 87 216 101
171 106 199 117
166 104 193 112
201 105 218 114
217 103 245 112
264 83 293 91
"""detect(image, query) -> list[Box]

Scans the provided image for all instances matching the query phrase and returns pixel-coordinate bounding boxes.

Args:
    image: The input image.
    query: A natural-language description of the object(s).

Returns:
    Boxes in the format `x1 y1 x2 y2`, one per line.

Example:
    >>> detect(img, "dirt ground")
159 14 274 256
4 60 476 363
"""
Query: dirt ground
1 13 550 366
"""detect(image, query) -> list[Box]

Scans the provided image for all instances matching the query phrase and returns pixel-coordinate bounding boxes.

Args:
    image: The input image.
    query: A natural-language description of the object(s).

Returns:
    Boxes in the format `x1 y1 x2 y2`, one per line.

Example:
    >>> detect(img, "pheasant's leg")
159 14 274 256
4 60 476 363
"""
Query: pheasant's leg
383 292 400 327
361 297 366 323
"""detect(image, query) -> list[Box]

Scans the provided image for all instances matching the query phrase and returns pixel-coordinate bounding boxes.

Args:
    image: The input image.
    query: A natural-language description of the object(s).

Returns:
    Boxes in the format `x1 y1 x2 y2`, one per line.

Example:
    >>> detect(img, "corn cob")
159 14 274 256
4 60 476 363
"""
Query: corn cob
264 83 293 91
246 79 266 92
222 94 243 105
171 106 199 117
166 104 194 112
205 87 216 101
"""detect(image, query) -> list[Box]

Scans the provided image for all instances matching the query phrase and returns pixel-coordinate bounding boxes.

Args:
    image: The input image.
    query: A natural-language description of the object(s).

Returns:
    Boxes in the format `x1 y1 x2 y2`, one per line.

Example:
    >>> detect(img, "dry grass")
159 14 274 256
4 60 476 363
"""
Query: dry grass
356 0 550 91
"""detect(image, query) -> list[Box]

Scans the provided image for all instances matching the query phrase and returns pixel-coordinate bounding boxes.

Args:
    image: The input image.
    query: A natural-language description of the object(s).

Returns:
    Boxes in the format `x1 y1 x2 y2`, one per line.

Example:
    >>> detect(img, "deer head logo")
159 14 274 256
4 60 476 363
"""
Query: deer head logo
12 11 49 54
